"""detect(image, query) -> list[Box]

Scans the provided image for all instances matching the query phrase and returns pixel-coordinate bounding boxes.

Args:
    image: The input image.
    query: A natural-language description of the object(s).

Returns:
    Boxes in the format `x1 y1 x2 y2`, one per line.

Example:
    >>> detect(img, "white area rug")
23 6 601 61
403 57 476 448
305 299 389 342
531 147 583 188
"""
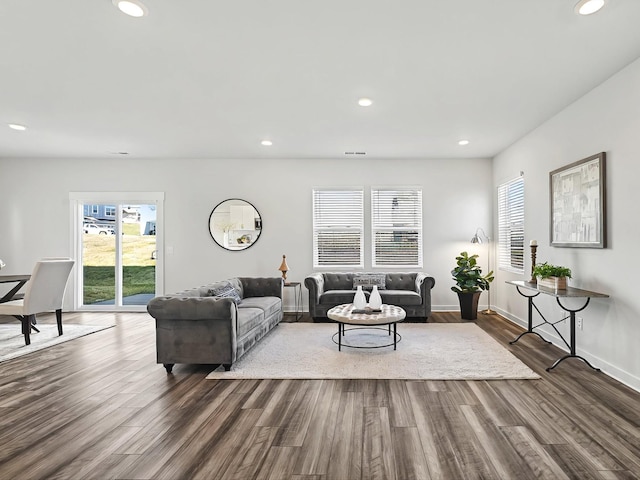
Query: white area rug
0 324 114 363
206 323 540 380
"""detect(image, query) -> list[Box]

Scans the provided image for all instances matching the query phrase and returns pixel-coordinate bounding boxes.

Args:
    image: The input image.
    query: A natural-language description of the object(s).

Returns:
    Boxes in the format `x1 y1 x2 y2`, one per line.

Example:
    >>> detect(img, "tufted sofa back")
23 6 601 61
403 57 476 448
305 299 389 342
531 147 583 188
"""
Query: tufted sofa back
322 272 418 291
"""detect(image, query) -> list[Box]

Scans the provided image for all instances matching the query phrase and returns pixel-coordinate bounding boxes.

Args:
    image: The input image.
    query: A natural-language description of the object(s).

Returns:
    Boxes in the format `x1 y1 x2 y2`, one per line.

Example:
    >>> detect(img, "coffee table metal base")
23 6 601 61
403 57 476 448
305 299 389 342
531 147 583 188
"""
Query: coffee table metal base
333 323 401 351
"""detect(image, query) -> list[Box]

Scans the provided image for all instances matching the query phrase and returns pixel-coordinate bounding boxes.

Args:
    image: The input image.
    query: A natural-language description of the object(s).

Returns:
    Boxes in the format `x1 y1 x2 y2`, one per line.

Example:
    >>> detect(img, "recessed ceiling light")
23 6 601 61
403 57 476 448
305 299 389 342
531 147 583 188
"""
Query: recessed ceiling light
8 123 27 131
112 0 148 18
458 139 470 146
261 140 273 146
575 0 605 15
358 98 373 107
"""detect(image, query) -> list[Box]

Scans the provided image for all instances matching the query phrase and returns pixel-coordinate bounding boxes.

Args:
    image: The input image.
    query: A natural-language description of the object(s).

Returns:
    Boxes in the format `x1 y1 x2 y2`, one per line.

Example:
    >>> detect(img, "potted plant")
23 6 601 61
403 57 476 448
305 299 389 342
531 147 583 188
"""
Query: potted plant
451 251 494 320
532 262 572 290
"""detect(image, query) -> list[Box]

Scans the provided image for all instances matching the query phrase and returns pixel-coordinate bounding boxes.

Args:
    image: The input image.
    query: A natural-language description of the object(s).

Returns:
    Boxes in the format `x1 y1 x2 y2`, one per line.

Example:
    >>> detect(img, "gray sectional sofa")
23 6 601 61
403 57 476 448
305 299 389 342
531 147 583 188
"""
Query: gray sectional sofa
305 272 435 321
147 277 283 373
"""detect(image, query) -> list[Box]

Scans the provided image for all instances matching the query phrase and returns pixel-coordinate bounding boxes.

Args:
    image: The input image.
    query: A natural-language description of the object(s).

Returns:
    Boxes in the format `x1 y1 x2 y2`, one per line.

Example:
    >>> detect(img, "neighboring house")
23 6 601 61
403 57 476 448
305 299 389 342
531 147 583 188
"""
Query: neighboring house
83 205 141 224
83 204 117 223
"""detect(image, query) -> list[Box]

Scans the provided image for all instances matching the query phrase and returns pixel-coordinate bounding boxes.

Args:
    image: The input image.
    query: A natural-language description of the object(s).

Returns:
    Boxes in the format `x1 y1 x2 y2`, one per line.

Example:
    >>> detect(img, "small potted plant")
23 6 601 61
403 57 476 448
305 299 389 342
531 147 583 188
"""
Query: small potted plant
451 251 494 320
532 262 572 290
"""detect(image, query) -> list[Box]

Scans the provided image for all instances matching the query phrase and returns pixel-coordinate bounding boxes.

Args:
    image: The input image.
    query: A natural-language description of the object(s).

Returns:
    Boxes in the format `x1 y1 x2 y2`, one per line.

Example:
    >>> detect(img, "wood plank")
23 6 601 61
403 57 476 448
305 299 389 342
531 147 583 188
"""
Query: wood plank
327 391 364 480
362 406 397 480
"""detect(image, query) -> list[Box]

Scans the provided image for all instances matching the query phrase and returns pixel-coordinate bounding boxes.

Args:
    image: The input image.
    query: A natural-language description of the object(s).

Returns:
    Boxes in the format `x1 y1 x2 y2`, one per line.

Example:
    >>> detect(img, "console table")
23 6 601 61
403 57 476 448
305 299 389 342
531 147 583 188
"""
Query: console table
506 280 609 372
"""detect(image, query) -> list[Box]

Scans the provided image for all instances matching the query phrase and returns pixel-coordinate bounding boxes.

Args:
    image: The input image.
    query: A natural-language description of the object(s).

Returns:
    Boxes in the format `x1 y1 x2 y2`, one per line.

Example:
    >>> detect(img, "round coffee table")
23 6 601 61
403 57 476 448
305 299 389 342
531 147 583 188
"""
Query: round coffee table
327 303 406 351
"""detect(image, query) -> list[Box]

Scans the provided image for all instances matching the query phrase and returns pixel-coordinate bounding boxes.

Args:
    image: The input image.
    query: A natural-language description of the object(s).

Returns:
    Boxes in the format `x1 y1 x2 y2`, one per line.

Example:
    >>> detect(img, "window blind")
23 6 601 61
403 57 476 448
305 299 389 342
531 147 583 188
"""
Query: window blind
371 188 423 268
312 189 364 268
497 177 525 273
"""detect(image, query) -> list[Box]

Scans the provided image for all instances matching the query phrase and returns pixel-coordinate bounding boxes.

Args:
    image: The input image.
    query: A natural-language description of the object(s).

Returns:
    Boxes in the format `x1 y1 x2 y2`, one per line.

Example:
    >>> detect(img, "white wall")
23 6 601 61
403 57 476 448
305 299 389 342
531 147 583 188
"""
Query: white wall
493 57 640 390
0 157 492 313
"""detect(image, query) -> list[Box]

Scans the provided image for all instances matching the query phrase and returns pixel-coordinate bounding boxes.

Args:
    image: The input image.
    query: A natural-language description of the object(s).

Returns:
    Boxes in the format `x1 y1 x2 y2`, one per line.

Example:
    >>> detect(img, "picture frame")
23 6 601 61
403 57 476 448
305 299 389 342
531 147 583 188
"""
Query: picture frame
549 152 606 248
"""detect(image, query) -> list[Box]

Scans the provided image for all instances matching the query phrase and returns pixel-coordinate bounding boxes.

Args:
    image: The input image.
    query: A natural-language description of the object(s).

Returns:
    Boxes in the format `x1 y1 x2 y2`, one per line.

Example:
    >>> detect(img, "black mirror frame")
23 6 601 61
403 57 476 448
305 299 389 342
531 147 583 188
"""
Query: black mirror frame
208 198 262 251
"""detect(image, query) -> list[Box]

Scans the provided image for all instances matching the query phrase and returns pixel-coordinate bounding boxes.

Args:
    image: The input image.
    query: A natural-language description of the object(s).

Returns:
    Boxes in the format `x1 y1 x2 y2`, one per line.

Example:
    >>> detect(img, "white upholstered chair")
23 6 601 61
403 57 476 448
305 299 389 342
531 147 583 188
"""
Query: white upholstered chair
0 258 75 345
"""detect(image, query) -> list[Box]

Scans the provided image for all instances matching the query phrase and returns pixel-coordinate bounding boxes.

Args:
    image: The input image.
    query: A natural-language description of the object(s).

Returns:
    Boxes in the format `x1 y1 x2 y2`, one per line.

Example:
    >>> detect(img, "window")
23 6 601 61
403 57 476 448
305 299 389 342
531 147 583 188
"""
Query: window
312 189 364 268
105 206 116 218
498 176 525 273
371 188 423 267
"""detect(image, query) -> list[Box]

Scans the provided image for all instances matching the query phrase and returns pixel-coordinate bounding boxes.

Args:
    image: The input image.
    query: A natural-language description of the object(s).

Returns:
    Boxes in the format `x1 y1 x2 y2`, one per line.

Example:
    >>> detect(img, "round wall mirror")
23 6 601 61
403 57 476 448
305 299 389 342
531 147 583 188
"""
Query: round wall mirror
209 199 262 251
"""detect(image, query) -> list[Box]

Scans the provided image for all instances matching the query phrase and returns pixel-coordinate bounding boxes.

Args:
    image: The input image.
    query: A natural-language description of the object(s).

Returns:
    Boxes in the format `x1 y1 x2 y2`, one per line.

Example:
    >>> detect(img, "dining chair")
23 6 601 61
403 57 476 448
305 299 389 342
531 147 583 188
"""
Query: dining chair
0 258 75 345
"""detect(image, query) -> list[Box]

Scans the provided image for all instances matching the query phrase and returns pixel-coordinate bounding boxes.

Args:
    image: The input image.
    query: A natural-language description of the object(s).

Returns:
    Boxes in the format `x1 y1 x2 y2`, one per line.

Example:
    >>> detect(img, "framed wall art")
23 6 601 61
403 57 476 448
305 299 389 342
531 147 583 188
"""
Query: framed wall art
550 152 606 248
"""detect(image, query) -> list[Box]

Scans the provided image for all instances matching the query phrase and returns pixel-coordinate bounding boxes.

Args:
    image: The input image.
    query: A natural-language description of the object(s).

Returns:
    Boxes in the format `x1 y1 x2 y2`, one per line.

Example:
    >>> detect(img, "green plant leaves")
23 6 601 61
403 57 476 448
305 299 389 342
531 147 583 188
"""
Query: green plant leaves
451 251 494 293
532 262 572 279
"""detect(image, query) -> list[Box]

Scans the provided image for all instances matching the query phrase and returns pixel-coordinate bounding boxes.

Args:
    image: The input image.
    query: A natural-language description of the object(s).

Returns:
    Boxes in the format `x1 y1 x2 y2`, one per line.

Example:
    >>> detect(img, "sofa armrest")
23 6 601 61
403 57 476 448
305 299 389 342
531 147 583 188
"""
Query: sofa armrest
147 296 236 321
304 273 325 302
304 273 326 319
239 277 283 299
416 273 436 300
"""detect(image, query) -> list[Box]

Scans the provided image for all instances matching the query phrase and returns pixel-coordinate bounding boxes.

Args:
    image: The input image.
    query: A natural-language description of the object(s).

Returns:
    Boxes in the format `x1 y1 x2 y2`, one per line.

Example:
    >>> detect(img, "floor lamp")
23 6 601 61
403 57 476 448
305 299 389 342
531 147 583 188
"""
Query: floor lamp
471 227 496 315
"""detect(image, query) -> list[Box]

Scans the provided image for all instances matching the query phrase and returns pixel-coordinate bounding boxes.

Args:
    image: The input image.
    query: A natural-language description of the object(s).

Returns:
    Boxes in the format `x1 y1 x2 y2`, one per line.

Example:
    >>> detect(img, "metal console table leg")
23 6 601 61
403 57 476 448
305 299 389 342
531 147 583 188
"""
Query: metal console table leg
509 287 552 345
506 280 609 373
546 297 601 372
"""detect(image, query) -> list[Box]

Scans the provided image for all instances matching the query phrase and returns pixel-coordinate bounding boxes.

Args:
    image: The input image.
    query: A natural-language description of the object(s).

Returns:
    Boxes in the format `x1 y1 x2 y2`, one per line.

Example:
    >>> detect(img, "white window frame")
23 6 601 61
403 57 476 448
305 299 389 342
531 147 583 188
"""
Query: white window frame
498 176 525 273
371 187 423 268
69 192 165 312
312 188 364 268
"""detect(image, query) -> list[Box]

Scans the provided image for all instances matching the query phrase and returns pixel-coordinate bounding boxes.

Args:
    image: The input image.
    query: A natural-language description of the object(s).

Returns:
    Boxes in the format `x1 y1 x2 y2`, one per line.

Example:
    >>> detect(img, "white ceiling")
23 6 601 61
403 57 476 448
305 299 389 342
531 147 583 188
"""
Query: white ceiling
1 0 640 160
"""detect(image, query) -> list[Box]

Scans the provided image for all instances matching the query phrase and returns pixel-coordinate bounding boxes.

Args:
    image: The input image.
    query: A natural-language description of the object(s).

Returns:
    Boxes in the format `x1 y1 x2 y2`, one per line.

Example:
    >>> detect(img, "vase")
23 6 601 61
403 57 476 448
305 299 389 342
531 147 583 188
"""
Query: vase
353 285 366 310
457 291 481 320
369 285 383 309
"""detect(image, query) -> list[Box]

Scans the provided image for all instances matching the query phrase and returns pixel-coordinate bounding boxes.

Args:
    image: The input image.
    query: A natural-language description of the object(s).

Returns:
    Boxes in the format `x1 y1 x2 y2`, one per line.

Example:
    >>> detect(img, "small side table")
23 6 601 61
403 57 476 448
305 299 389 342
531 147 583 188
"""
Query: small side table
283 282 303 321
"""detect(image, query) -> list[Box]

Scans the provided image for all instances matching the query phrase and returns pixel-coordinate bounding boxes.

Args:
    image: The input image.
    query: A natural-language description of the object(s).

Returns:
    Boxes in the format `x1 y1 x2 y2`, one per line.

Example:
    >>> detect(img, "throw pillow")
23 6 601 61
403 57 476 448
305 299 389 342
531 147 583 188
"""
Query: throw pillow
352 273 386 291
208 282 242 304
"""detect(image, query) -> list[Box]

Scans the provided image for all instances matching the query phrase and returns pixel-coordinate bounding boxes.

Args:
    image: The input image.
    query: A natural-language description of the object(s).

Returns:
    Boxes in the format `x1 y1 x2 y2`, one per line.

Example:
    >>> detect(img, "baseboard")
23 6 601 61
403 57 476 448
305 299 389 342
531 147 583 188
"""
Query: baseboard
497 307 640 394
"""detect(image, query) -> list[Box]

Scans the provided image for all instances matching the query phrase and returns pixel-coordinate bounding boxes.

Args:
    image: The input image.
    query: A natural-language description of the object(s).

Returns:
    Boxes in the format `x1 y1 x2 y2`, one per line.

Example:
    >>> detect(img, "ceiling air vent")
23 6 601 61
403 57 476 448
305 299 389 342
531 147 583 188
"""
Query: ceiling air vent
344 151 366 156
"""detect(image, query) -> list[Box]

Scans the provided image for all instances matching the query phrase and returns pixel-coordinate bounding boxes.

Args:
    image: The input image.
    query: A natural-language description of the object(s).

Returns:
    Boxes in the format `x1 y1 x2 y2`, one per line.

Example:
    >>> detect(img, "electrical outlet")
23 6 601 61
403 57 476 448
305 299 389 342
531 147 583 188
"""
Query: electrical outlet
576 317 583 330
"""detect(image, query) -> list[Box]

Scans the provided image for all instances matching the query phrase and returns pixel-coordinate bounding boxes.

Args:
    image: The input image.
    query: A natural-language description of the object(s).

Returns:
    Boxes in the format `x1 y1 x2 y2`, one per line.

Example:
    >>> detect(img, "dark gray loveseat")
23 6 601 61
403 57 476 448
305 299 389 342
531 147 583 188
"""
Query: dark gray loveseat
147 277 283 373
305 272 435 321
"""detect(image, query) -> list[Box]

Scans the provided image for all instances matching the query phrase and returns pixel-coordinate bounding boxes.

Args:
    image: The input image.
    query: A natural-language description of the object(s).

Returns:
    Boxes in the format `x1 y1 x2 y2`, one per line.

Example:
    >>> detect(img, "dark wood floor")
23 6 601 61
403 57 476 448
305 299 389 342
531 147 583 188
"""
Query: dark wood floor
0 311 638 480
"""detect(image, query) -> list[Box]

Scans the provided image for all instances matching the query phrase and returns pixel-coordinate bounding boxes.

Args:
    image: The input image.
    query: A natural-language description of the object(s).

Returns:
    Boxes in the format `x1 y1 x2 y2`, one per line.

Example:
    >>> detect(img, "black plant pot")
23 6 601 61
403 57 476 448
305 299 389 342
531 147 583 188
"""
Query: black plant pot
457 291 481 320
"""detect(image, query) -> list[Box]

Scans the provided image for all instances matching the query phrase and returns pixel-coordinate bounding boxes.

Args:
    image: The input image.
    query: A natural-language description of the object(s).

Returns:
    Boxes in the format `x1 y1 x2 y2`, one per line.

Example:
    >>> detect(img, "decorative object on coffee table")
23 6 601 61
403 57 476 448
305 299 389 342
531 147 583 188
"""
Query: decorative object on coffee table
451 251 494 320
353 285 366 310
369 285 383 309
278 254 289 280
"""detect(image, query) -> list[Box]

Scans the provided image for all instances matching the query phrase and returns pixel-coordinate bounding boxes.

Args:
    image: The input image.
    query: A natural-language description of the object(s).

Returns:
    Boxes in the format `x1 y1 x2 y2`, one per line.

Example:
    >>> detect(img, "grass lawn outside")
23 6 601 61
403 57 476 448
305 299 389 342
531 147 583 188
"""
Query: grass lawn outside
82 223 156 304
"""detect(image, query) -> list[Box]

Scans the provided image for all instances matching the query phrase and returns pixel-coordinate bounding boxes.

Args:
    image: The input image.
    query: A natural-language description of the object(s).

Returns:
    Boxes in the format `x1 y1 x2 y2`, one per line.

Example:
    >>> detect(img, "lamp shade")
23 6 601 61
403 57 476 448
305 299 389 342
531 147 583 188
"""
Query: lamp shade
278 254 289 280
471 227 488 244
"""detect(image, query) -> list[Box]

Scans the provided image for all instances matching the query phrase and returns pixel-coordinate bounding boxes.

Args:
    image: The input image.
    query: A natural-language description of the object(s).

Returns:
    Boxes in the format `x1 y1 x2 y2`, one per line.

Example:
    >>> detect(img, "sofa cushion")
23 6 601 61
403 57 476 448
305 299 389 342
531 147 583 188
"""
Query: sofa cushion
353 273 386 290
208 281 242 304
385 273 418 290
380 290 422 306
236 307 265 338
239 296 282 319
322 273 356 291
320 290 366 305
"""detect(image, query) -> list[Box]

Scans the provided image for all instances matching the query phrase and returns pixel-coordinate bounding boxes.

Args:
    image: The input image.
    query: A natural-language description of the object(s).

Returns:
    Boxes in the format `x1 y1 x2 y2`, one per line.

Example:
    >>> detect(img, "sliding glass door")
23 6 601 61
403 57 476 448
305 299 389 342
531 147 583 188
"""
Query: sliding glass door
71 193 164 311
